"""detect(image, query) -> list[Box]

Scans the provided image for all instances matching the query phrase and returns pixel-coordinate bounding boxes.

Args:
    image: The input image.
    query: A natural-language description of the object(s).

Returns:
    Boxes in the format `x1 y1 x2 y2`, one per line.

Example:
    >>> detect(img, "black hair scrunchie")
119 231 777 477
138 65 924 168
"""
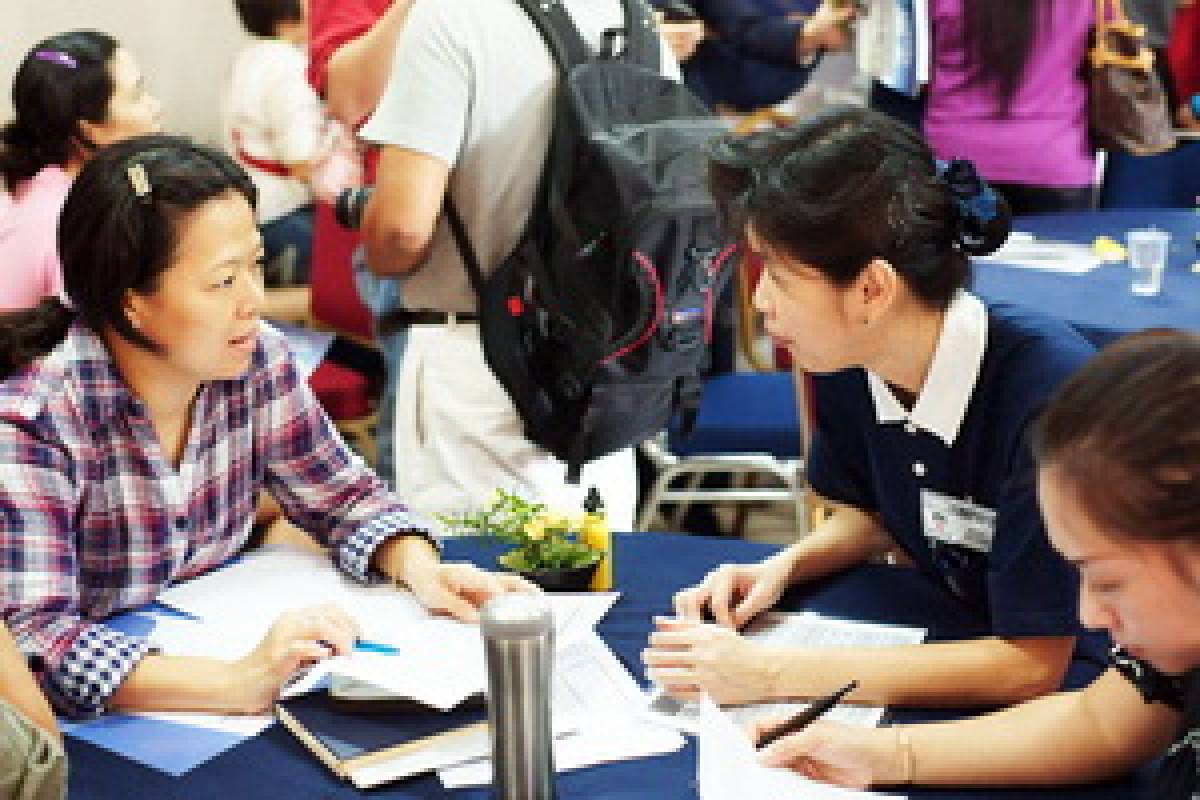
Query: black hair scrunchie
935 158 1010 256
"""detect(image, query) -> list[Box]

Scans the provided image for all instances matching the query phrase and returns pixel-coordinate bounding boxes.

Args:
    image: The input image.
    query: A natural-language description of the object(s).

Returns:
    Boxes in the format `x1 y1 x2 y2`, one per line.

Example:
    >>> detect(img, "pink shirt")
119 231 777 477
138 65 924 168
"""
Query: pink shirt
0 166 70 311
923 0 1094 189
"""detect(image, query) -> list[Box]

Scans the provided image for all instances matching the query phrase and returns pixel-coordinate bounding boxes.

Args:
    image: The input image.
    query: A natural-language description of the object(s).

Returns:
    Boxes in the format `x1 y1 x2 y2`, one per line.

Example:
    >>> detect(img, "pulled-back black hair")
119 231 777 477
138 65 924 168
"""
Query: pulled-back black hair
0 134 256 379
0 31 118 191
233 0 305 38
708 105 1011 310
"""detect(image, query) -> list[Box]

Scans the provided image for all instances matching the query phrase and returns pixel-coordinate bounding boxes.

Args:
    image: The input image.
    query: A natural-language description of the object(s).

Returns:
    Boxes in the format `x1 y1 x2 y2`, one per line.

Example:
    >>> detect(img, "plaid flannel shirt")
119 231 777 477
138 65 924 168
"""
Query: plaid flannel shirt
0 322 435 717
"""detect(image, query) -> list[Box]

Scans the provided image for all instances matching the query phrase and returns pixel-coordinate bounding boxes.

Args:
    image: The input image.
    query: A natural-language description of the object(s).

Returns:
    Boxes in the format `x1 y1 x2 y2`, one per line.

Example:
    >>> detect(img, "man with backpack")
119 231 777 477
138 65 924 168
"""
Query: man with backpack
360 0 702 529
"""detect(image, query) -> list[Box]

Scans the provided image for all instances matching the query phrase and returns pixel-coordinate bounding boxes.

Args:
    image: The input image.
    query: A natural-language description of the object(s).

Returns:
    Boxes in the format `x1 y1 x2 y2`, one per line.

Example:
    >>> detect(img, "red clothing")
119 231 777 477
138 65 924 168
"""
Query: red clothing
307 0 393 94
306 0 392 181
1169 2 1200 106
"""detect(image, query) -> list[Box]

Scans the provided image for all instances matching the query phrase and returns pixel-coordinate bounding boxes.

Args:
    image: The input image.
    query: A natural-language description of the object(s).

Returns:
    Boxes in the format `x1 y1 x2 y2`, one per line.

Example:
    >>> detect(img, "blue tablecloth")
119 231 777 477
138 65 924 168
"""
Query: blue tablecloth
66 534 1147 799
973 210 1200 346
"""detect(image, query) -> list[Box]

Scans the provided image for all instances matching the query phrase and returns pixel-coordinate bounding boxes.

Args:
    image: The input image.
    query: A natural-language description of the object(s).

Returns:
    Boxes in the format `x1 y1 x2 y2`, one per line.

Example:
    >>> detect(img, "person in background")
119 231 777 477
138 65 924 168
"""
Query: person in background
0 135 531 719
358 0 683 527
226 0 360 288
922 0 1095 215
1169 0 1200 127
0 31 162 312
1126 0 1180 112
642 106 1100 710
307 0 413 486
654 0 855 112
749 330 1200 800
0 622 65 800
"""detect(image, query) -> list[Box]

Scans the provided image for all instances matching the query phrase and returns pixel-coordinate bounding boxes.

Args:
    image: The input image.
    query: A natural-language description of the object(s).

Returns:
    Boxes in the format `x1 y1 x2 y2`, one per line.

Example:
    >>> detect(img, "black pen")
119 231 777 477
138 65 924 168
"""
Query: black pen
756 680 860 749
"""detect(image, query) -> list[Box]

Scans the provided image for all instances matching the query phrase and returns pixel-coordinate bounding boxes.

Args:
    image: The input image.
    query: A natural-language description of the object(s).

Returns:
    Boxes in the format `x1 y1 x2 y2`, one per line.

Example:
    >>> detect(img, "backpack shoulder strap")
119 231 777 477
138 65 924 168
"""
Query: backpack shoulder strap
513 0 592 71
618 0 661 71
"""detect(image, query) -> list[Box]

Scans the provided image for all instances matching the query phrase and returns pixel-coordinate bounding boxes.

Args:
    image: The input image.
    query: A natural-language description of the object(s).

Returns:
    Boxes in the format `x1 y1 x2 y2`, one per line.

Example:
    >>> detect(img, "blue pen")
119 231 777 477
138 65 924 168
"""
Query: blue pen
354 639 401 655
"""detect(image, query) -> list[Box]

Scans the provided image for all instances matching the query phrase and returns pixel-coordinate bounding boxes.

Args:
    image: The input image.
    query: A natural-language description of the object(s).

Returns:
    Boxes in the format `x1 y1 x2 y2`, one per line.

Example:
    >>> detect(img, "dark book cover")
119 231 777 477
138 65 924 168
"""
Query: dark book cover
275 691 489 787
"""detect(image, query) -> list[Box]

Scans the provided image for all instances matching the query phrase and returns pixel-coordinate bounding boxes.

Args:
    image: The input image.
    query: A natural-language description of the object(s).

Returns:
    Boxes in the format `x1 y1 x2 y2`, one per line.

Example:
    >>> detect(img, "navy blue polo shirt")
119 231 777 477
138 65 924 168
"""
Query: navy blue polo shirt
808 299 1094 638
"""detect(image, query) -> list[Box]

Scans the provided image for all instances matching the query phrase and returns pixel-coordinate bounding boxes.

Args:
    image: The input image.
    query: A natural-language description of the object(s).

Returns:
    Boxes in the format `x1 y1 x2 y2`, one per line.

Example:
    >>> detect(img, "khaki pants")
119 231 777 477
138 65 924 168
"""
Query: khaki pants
394 324 637 531
0 702 66 800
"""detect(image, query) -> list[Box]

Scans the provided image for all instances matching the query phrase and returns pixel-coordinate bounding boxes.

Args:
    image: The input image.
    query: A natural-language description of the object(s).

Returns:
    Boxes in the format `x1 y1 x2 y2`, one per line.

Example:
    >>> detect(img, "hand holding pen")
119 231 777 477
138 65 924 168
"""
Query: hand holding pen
755 680 860 749
751 679 915 789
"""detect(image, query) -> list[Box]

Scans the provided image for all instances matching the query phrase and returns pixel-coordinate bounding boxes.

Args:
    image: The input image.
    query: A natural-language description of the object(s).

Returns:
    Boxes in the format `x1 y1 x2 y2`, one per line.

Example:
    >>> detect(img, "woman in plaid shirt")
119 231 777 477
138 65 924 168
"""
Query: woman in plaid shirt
0 134 532 719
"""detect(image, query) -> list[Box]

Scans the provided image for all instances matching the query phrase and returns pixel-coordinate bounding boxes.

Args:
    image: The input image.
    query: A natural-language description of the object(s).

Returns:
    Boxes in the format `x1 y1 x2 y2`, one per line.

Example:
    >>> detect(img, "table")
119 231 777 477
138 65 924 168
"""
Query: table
973 209 1200 346
67 533 1149 798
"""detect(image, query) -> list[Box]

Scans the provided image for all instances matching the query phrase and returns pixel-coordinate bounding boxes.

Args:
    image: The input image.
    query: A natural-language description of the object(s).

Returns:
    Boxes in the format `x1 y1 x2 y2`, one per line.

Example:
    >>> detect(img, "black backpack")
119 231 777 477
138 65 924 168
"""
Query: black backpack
446 0 735 481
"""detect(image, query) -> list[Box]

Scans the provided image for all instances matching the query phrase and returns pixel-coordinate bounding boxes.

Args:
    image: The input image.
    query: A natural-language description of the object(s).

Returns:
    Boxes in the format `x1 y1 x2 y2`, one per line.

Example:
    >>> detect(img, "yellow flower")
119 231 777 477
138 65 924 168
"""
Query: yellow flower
543 513 571 532
523 517 547 541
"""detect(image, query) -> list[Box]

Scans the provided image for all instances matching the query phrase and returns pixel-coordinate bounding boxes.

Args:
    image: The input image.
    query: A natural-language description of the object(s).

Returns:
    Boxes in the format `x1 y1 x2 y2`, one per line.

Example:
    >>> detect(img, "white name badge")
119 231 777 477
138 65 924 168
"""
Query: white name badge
920 489 997 553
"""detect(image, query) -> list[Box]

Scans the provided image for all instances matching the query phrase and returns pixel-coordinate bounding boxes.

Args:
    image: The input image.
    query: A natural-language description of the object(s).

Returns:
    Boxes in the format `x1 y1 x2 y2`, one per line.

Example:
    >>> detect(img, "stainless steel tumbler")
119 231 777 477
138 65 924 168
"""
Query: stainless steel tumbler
481 593 555 800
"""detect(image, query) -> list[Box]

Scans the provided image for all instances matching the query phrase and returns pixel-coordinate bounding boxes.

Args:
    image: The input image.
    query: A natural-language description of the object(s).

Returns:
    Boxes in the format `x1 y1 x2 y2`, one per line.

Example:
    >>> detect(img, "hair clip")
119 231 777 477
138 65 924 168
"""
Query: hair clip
33 50 78 69
127 163 152 202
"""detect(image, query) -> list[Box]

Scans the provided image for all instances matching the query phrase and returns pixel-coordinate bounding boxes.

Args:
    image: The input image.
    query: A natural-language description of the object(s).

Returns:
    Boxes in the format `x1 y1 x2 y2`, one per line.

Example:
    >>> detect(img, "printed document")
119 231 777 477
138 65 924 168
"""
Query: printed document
648 612 925 733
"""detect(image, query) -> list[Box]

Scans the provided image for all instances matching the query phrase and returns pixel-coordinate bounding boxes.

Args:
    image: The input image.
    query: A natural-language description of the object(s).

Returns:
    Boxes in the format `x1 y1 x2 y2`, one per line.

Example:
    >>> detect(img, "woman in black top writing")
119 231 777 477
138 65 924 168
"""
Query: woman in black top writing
751 329 1200 797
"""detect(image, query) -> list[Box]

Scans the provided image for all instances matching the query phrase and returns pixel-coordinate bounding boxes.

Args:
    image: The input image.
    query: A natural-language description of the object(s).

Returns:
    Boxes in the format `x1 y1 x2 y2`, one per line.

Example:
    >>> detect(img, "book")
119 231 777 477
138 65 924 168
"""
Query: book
274 691 489 789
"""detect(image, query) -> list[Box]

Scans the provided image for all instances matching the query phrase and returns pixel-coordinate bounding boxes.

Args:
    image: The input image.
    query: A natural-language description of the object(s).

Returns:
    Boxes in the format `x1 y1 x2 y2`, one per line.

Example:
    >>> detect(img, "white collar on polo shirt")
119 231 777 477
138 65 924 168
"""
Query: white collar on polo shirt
866 290 988 447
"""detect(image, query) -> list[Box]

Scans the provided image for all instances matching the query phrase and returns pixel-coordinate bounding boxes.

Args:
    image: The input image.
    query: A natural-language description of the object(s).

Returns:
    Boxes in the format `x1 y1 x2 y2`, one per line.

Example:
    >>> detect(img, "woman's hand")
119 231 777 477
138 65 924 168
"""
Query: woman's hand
379 534 538 623
405 561 539 623
798 1 858 56
642 617 780 705
750 718 910 788
673 552 796 629
232 604 361 713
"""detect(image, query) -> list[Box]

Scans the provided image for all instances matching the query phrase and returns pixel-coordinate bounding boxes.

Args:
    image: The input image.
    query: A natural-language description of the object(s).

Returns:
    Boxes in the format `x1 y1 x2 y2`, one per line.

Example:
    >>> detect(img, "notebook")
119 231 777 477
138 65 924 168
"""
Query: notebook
274 691 489 789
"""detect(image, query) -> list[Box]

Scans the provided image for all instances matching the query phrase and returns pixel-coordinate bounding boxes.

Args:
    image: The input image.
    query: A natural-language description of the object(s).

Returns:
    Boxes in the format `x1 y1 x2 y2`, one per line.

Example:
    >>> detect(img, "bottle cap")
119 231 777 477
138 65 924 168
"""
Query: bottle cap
481 593 553 639
583 486 604 513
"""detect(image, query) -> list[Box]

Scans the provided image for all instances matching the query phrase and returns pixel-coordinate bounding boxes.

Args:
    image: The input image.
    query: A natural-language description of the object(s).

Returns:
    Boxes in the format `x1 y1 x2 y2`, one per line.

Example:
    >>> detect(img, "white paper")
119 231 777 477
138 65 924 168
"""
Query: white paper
549 592 619 650
158 545 431 647
282 624 487 711
159 548 620 711
348 724 491 789
696 698 902 800
977 233 1102 274
438 719 683 789
647 613 926 734
438 633 684 788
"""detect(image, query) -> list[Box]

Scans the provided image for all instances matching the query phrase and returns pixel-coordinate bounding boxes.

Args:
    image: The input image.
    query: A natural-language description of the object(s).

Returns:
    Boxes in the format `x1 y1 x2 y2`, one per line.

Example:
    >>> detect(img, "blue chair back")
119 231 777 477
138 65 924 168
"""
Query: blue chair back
1099 139 1200 208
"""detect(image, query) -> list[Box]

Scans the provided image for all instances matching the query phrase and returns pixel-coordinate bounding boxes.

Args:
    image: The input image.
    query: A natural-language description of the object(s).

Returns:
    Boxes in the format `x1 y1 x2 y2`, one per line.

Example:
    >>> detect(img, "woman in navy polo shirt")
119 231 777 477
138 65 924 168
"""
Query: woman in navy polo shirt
751 331 1200 799
642 106 1096 709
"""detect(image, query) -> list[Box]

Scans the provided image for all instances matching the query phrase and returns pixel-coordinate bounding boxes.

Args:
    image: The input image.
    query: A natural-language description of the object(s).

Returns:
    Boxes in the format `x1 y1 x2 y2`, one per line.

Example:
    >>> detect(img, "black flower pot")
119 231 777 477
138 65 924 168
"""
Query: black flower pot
512 561 598 592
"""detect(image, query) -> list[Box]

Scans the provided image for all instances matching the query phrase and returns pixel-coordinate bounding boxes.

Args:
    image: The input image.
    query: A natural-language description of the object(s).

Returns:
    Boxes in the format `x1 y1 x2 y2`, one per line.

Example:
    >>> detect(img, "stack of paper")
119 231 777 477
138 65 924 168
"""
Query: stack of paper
68 549 625 778
646 612 926 734
437 633 685 789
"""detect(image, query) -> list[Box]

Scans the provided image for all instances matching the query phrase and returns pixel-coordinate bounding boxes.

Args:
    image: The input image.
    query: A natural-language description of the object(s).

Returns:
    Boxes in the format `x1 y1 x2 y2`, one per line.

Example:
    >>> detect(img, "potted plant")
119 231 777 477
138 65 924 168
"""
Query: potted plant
436 490 600 591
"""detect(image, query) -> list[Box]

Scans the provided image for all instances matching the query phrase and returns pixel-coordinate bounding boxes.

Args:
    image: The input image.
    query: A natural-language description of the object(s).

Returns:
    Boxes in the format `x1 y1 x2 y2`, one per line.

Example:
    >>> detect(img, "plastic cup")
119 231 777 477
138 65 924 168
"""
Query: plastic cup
1126 228 1170 296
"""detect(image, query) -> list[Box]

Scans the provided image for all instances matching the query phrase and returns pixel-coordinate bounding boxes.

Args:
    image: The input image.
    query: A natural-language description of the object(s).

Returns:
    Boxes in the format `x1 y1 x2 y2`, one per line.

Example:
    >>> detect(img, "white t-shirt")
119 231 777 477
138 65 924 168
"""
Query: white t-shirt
223 39 325 224
360 0 680 312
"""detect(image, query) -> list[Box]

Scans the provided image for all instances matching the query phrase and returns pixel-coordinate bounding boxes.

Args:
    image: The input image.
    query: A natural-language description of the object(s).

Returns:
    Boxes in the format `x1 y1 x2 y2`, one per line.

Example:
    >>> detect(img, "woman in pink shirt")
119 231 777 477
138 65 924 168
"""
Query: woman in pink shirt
922 1 1095 215
0 31 163 311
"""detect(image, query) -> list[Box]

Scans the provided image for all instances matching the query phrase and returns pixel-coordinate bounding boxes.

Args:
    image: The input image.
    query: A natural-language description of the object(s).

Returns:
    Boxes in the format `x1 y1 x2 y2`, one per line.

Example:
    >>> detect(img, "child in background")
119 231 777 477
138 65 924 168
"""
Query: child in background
225 0 359 287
